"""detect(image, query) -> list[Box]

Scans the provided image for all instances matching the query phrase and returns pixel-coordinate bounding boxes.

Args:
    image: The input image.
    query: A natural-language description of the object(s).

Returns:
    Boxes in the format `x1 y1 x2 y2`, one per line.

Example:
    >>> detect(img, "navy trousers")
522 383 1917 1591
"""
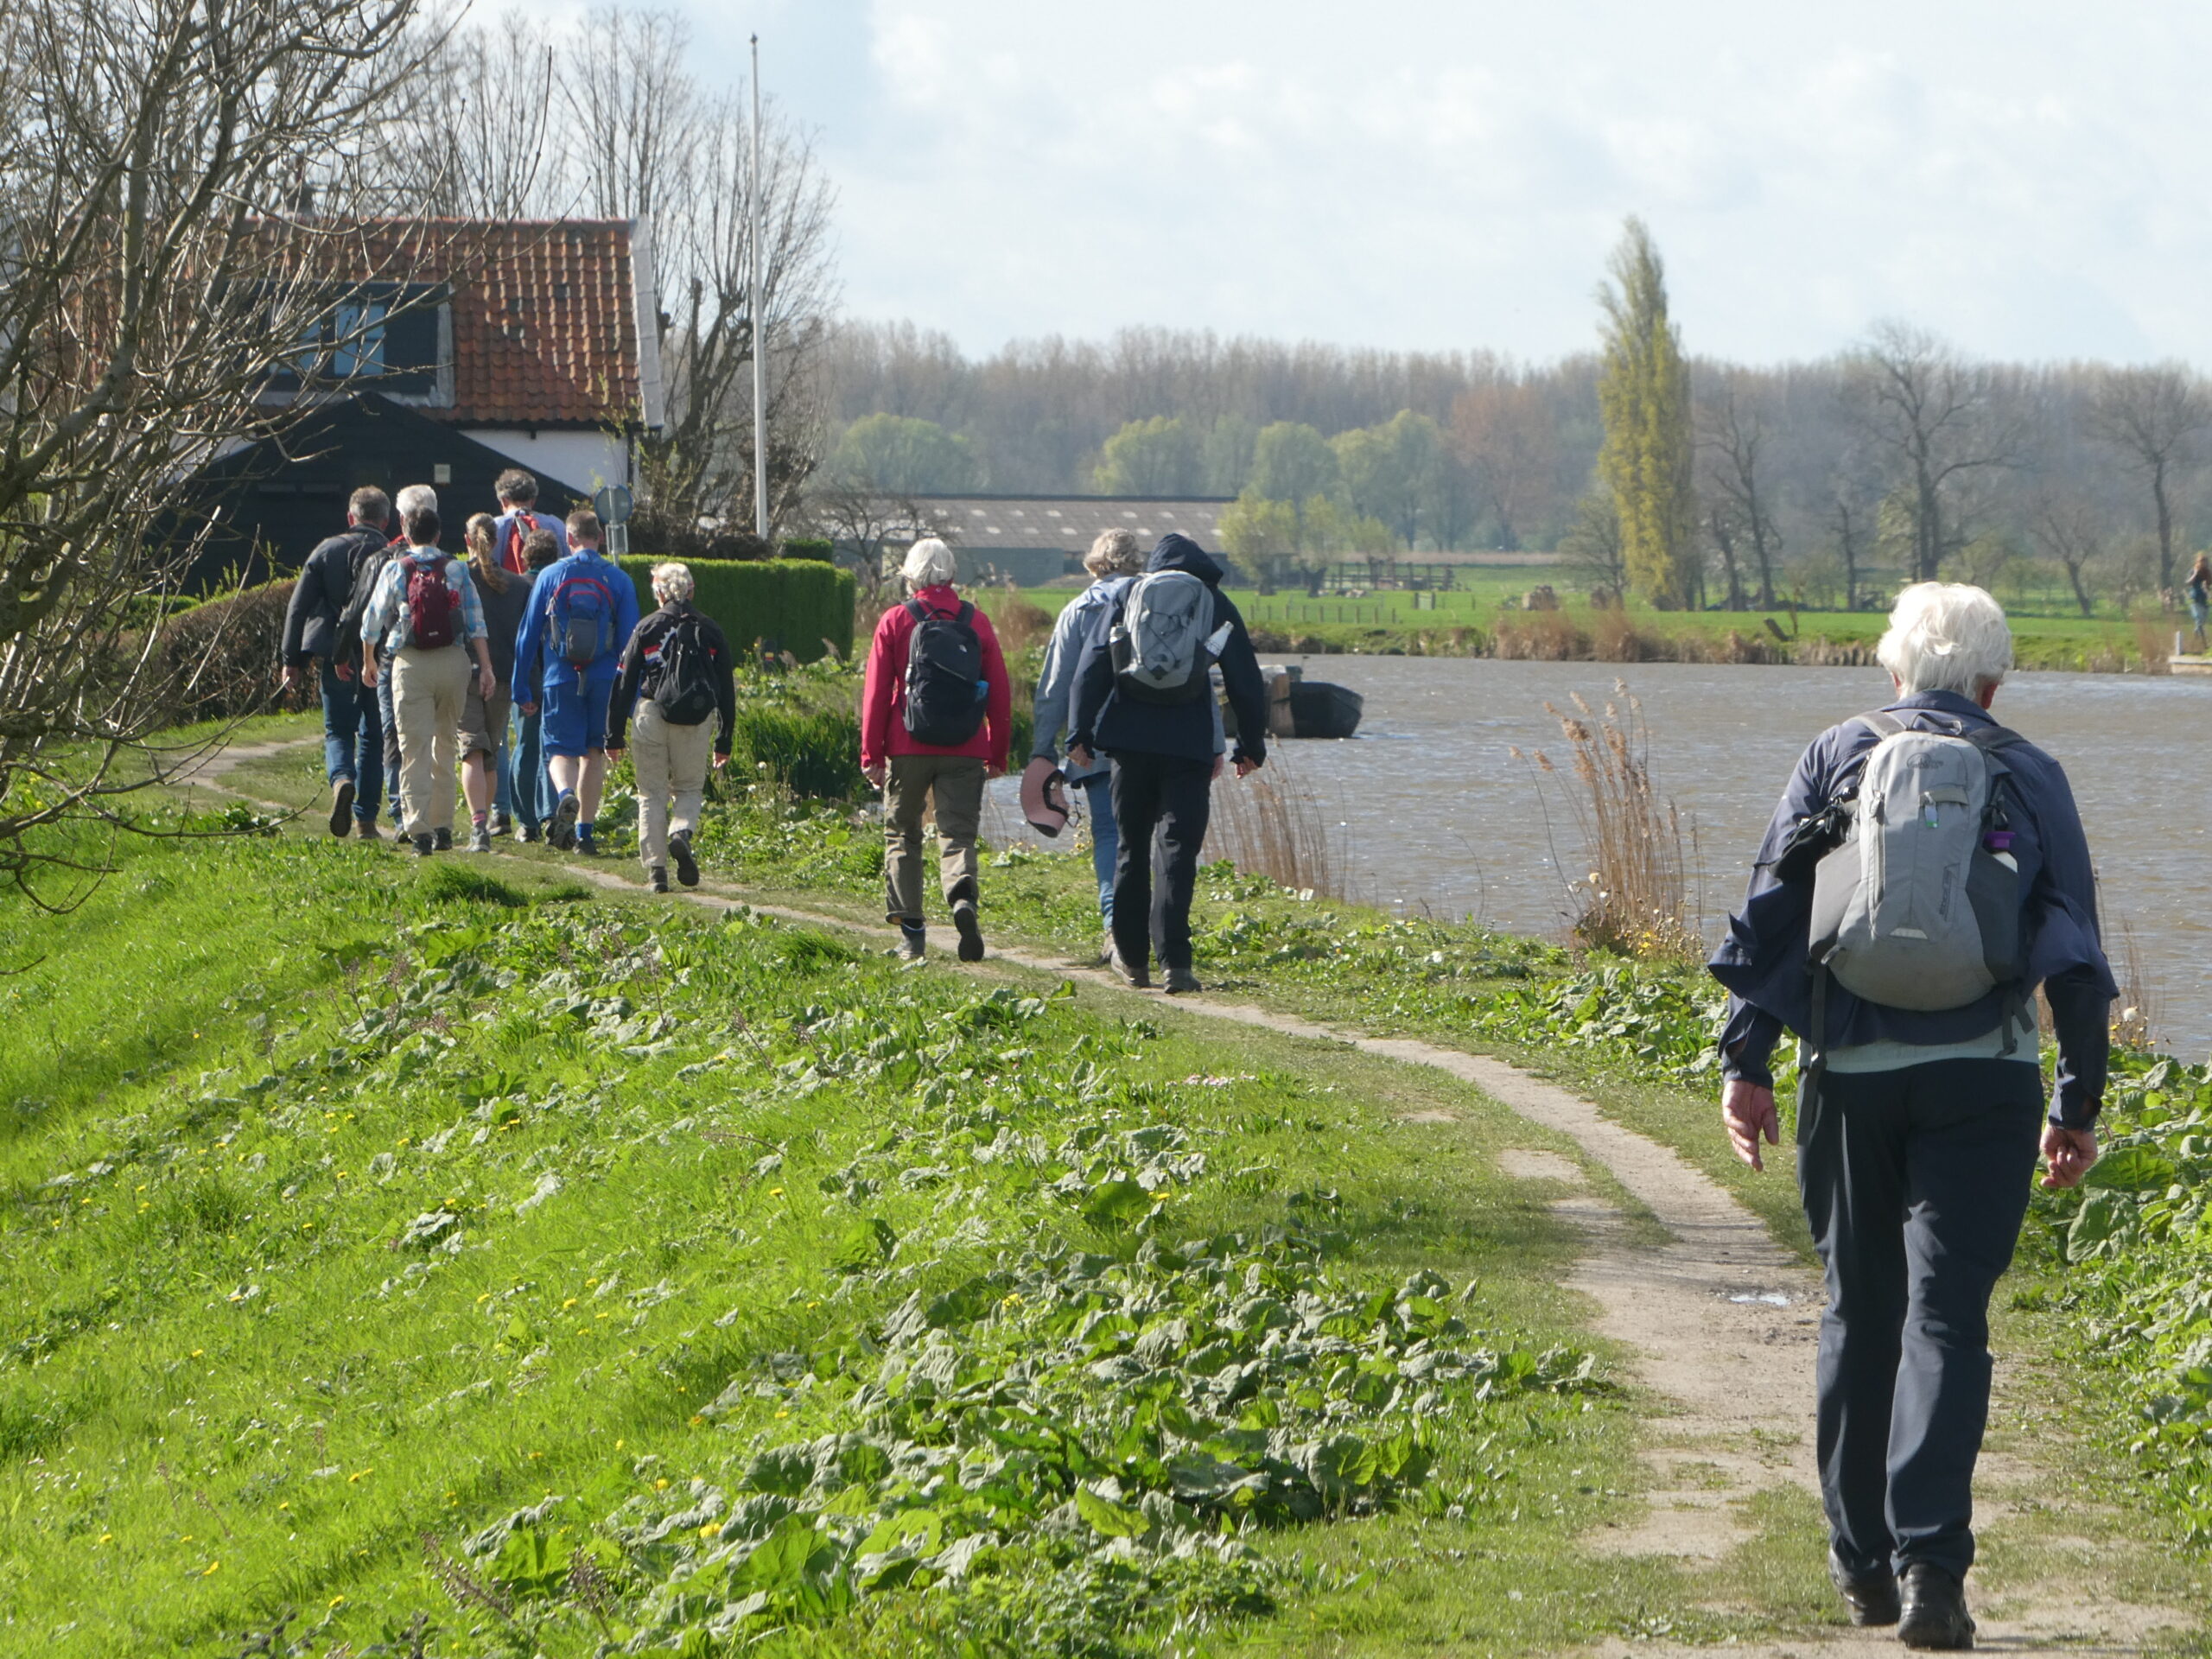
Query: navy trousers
1797 1058 2043 1580
1107 750 1212 975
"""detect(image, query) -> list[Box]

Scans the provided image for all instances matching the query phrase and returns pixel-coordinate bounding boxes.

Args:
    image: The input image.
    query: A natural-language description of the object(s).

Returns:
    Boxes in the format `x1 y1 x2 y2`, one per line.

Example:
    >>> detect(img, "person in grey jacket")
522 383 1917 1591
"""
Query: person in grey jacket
279 486 391 839
1710 582 2113 1648
1028 530 1147 941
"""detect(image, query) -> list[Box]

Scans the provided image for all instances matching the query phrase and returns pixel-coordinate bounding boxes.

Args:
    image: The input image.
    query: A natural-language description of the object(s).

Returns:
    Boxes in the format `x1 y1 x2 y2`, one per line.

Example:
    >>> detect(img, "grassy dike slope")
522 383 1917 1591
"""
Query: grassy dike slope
0 824 1726 1656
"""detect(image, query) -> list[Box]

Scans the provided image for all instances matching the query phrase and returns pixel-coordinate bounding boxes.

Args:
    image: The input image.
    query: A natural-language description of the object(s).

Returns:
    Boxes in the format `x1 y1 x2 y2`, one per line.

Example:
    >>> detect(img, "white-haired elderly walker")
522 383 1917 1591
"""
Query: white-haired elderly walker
605 561 737 893
859 537 1012 959
1710 582 2114 1645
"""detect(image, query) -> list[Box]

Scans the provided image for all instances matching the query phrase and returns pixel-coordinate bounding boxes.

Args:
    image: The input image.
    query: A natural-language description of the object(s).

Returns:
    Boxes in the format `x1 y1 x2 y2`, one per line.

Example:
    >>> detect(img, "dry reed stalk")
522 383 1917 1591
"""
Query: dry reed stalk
1521 681 1701 963
2107 912 2161 1051
988 582 1055 659
1206 749 1350 899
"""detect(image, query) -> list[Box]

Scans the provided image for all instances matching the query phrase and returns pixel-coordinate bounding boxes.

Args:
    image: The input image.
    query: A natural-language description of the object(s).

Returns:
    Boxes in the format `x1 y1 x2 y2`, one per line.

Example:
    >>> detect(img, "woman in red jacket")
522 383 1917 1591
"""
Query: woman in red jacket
861 537 1012 962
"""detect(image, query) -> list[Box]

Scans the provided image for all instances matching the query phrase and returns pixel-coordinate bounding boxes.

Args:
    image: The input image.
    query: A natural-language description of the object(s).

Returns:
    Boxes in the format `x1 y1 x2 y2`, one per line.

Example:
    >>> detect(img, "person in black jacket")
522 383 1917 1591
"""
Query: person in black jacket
607 563 736 893
1065 534 1268 993
279 486 392 839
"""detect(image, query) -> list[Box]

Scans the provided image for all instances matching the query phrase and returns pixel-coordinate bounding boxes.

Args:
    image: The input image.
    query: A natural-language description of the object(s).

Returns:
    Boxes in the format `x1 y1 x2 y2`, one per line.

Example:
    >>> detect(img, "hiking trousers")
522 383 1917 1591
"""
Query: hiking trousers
1107 750 1212 974
632 702 715 874
1079 772 1116 924
376 652 404 825
390 645 471 839
883 753 983 921
1797 1058 2043 1581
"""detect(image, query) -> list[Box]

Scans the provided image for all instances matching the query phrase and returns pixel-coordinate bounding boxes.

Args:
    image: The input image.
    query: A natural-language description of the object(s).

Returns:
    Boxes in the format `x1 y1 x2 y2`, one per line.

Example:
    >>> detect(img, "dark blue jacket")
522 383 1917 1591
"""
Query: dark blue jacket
1709 690 2115 1127
1066 536 1269 767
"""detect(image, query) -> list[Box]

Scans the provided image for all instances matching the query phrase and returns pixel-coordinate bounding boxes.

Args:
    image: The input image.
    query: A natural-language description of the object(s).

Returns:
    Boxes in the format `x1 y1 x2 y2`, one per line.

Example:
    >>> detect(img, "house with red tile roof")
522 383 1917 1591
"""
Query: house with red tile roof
182 219 664 586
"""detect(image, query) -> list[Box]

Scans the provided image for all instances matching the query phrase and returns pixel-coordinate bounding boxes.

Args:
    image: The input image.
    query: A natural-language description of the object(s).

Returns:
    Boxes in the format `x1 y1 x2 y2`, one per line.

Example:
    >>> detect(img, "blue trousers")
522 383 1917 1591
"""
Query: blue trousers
512 706 555 829
1798 1058 2043 1580
1077 772 1116 923
374 658 404 825
320 660 382 823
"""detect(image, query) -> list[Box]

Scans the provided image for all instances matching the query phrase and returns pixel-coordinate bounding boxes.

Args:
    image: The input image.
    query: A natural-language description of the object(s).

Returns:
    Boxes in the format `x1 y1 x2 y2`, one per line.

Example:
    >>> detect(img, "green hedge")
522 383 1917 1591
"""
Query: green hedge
616 556 854 664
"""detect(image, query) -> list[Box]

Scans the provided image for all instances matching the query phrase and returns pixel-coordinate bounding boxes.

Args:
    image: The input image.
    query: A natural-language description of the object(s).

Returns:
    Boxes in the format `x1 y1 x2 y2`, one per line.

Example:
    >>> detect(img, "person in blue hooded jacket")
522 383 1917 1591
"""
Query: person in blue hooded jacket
1709 582 2112 1648
1065 533 1268 994
512 506 639 857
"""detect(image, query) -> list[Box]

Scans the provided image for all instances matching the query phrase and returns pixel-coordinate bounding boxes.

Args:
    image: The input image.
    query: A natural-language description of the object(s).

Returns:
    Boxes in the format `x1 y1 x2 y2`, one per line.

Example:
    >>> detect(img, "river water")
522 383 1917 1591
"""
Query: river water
988 658 2212 1061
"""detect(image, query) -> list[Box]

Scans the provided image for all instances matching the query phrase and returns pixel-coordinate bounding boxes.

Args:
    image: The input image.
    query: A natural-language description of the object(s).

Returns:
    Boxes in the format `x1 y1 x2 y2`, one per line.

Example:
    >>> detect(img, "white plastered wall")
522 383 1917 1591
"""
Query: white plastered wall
468 429 632 498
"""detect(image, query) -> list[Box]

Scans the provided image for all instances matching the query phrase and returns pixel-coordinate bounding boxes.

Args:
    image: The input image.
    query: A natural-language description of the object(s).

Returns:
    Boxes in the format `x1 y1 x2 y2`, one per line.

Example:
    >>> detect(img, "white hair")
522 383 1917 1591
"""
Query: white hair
1876 582 2013 696
395 483 438 517
1084 528 1144 577
901 537 957 588
652 560 694 602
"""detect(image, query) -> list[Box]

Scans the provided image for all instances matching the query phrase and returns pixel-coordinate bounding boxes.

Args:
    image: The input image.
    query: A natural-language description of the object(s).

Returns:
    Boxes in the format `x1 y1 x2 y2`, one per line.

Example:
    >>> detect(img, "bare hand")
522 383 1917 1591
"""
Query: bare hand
2040 1123 2098 1190
280 665 301 696
1235 755 1262 779
862 762 887 789
478 667 496 701
334 660 356 683
1722 1079 1780 1173
1211 753 1225 782
712 753 729 770
604 747 622 766
1065 745 1093 771
518 701 537 716
986 763 1006 779
361 661 379 690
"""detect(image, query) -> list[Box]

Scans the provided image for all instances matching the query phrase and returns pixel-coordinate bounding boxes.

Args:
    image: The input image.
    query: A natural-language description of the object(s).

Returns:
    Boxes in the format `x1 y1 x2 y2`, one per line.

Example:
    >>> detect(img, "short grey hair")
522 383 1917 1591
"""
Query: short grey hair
1876 582 2013 696
901 537 957 588
395 483 438 518
1084 528 1144 577
652 560 695 602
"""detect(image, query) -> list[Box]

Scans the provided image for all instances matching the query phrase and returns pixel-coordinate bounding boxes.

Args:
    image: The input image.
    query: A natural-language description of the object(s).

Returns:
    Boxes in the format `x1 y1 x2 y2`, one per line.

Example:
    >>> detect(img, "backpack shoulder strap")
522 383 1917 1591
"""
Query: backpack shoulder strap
956 601 974 626
1857 710 1907 738
905 597 928 626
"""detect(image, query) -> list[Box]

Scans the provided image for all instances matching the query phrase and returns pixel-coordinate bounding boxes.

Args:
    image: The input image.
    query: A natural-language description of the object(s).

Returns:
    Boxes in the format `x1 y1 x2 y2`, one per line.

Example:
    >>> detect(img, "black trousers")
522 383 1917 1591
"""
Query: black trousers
1798 1058 2043 1580
1107 751 1212 973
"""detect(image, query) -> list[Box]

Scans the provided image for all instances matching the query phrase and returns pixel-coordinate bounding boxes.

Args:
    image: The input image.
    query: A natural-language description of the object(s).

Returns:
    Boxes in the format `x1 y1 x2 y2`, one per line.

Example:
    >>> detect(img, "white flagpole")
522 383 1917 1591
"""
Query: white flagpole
750 35 769 543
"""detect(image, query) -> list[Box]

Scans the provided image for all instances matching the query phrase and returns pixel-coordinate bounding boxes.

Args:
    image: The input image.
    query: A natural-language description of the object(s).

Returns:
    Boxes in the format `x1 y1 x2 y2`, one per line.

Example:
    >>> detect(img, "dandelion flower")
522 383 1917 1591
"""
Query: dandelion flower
767 1186 784 1198
348 1469 372 1483
698 1522 722 1539
202 1560 219 1576
97 1533 112 1545
190 1349 203 1358
563 1297 578 1309
656 1478 670 1491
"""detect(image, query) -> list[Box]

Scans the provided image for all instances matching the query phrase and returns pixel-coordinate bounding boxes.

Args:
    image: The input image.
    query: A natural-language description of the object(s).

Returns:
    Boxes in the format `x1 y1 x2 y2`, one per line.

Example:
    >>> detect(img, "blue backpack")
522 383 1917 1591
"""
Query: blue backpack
551 563 615 670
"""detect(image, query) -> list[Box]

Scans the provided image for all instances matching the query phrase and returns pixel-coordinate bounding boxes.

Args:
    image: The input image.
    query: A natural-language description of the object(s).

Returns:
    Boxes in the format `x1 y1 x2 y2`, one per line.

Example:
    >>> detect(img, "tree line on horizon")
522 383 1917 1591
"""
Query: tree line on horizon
812 249 2212 616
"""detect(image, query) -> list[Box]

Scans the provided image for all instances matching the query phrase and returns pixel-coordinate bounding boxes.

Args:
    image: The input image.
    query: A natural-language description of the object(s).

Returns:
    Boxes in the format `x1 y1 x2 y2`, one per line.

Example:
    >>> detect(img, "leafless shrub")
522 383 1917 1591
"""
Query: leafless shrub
1207 750 1350 900
2107 913 2161 1052
1523 683 1700 963
422 1530 518 1627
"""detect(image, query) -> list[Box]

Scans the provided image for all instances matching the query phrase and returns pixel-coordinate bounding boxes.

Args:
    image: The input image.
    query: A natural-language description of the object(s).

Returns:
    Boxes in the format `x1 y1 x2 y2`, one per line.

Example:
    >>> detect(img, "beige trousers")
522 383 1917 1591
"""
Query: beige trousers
391 645 469 838
632 700 715 872
883 753 984 921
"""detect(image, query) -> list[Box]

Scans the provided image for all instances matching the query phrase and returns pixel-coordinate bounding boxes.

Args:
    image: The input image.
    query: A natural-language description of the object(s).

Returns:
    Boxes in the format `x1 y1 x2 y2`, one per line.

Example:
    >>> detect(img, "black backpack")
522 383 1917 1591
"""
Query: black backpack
901 599 987 747
332 535 397 663
650 613 719 726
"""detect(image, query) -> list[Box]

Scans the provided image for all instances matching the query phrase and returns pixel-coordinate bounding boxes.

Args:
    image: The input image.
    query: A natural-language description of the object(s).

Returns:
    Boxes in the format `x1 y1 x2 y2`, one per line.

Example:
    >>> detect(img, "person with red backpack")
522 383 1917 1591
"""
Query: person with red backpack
358 504 497 855
860 537 1011 961
490 467 569 574
512 506 640 857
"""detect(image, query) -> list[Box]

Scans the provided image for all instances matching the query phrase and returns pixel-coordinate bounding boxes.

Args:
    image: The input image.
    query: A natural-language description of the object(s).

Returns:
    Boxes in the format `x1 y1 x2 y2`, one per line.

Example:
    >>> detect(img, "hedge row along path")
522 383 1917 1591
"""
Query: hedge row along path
175 735 2197 1655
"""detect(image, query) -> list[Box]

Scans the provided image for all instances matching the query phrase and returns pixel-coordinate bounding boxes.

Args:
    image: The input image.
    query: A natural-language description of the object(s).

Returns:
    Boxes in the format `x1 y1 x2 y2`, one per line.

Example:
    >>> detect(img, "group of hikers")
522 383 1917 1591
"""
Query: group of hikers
279 469 737 891
284 482 2118 1645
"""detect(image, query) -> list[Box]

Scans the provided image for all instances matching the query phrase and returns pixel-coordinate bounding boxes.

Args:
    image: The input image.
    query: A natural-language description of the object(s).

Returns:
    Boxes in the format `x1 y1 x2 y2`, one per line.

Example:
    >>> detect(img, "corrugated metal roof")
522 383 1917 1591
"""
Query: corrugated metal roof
914 493 1234 553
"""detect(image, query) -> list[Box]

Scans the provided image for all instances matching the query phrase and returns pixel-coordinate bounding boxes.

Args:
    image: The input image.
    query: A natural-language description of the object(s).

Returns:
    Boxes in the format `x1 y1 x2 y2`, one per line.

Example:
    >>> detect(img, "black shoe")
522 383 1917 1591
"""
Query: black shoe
329 779 355 837
1163 966 1202 995
1109 945 1151 988
469 824 492 854
1898 1564 1974 1650
489 811 512 837
519 822 542 844
896 921 925 962
951 899 985 962
413 834 435 857
648 867 669 893
1830 1552 1899 1627
670 830 700 888
432 825 453 852
356 819 382 842
550 792 580 851
575 831 600 858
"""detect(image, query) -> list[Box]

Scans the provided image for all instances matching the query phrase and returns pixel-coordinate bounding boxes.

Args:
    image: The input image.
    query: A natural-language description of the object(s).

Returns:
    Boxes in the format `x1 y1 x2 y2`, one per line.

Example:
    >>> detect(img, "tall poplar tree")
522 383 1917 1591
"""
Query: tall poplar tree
1596 219 1698 606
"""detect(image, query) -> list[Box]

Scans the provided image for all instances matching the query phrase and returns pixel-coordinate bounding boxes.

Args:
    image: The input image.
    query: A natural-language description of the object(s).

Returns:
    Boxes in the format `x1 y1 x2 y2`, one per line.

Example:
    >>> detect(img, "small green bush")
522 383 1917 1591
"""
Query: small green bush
618 556 855 663
779 537 834 563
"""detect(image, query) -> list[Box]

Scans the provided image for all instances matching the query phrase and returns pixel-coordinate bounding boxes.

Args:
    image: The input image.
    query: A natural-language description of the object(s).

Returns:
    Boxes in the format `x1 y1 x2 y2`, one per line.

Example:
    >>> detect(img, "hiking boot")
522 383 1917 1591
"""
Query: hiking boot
896 920 925 962
1829 1553 1899 1627
433 825 453 852
329 779 355 837
951 899 985 962
519 822 542 844
356 818 382 842
549 792 580 851
1098 931 1114 966
648 867 669 893
1897 1565 1974 1650
1163 965 1203 995
413 834 435 857
489 811 512 837
670 830 700 888
469 824 493 854
1109 945 1151 988
575 830 601 858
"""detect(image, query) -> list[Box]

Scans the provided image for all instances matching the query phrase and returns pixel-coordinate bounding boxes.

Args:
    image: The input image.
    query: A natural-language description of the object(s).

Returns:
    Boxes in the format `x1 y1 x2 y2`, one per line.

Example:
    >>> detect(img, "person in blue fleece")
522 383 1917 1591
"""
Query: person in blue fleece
512 505 639 857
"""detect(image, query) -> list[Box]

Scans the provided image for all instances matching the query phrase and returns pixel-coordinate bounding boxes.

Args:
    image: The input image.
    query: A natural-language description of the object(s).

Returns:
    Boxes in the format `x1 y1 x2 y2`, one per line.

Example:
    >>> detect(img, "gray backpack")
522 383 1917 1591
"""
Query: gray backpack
1109 570 1216 704
1808 712 2025 1015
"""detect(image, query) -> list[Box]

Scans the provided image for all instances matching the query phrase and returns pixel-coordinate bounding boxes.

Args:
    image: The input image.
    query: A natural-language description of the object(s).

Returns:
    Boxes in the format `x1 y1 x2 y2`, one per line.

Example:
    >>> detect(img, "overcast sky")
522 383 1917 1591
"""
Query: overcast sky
511 0 2212 367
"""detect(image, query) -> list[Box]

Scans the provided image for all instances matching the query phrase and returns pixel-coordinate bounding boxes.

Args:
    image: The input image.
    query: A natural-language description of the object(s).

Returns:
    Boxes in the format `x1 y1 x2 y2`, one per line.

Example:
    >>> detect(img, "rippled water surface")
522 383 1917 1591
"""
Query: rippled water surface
992 658 2212 1060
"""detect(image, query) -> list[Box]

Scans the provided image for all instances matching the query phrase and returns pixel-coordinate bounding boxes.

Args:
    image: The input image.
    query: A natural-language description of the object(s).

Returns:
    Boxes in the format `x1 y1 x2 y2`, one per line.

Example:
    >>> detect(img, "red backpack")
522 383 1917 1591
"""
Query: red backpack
404 554 458 648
